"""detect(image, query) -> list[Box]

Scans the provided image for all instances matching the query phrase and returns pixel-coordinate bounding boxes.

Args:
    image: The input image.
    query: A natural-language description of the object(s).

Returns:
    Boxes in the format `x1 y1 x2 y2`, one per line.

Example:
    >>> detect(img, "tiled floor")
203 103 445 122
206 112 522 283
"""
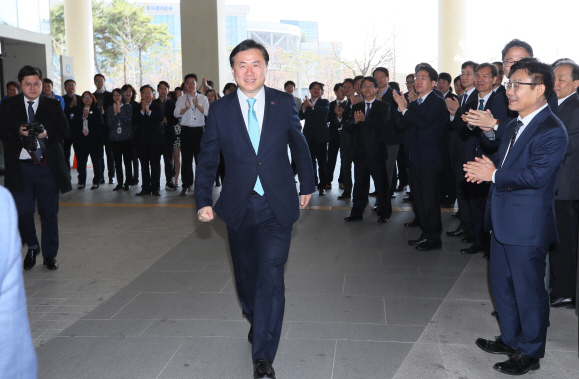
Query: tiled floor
3 164 577 378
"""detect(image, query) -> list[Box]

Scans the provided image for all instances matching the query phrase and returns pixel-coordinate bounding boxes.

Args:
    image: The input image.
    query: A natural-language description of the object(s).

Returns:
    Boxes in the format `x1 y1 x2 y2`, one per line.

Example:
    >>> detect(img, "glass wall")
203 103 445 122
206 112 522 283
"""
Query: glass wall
0 0 50 34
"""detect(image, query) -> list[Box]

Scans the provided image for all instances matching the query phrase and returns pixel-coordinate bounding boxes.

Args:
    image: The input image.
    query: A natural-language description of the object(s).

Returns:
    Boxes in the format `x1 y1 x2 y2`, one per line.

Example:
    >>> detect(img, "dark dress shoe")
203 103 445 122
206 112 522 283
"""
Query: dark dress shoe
344 216 363 222
446 228 467 237
491 310 500 321
253 359 276 379
391 194 396 198
461 244 487 255
23 247 38 270
319 189 326 196
124 185 131 191
109 178 115 184
408 238 427 246
404 219 419 227
131 178 139 186
493 350 539 375
475 336 514 355
77 185 85 190
368 191 377 196
180 187 189 196
325 184 332 189
90 184 99 190
442 202 455 208
337 193 351 200
394 186 406 192
372 206 378 212
152 191 161 196
136 190 150 196
550 297 575 308
402 197 412 202
248 326 253 344
43 257 59 270
451 212 459 218
461 235 475 243
377 216 388 223
113 184 123 191
99 178 105 184
339 183 344 189
416 240 443 250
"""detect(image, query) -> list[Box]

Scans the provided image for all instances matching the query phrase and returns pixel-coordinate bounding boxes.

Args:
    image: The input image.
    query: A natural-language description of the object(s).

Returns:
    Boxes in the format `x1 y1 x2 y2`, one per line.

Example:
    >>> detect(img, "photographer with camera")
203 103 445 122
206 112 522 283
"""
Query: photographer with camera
0 65 71 271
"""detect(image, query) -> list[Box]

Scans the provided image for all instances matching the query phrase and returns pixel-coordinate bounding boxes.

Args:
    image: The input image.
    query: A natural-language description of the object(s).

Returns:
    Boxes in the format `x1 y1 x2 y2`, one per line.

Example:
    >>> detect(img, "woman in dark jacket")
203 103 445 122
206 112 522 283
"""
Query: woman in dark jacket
71 91 104 190
107 88 133 191
122 84 140 186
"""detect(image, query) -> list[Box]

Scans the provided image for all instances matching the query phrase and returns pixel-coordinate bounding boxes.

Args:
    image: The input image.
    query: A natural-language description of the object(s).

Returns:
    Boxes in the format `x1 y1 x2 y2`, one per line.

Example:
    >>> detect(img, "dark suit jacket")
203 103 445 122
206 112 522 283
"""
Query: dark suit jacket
396 91 448 167
153 98 178 146
63 94 82 120
344 100 391 162
93 90 114 111
194 86 315 232
0 94 71 193
299 98 330 144
327 99 345 143
555 93 579 200
485 106 568 246
132 102 169 148
70 105 105 147
379 87 403 145
458 92 500 163
494 85 506 94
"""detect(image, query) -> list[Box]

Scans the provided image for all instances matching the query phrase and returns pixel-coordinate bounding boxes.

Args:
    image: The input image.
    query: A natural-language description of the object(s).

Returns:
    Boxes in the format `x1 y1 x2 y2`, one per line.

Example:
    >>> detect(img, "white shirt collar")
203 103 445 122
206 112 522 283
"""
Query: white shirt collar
477 92 492 107
465 87 476 98
419 90 433 102
237 86 265 104
518 103 549 126
364 98 376 105
558 92 575 106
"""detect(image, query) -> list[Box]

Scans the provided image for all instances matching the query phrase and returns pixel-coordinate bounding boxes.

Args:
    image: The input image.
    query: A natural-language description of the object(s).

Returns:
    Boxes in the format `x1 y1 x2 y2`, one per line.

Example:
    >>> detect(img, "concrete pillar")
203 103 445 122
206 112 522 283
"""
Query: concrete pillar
438 0 466 76
181 0 227 93
64 0 95 93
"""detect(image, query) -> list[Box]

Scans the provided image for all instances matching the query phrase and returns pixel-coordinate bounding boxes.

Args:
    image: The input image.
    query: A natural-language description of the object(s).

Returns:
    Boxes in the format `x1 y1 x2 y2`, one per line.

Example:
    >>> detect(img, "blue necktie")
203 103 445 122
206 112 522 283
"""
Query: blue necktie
247 98 264 195
478 99 484 110
27 101 42 160
365 102 371 118
501 120 523 168
417 97 423 105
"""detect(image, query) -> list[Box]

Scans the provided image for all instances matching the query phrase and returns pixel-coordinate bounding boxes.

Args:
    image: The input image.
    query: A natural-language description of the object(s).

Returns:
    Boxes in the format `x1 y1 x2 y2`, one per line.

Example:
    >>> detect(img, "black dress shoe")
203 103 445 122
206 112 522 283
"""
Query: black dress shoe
377 216 388 223
152 191 161 196
99 178 105 184
77 185 85 190
452 211 460 218
493 350 539 375
337 193 351 200
124 185 131 191
248 326 253 344
254 359 275 379
23 247 38 270
394 186 406 192
408 238 427 246
43 257 59 270
446 228 467 237
404 219 419 227
460 244 488 255
113 184 123 191
475 336 514 355
416 240 442 250
319 189 325 196
344 216 363 222
550 297 575 308
90 184 99 190
491 310 499 321
461 235 476 244
131 178 139 186
109 178 115 184
372 206 378 212
368 191 377 196
180 187 189 196
136 190 150 196
402 197 412 202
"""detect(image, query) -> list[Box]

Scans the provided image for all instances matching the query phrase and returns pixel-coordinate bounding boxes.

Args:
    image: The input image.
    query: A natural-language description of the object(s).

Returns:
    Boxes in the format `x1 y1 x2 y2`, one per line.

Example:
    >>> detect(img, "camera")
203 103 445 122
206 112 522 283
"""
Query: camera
21 122 45 151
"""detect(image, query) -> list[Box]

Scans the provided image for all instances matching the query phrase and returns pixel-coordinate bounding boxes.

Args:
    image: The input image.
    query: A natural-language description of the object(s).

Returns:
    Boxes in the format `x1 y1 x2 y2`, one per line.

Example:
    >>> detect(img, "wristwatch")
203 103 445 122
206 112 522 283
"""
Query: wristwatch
493 119 500 131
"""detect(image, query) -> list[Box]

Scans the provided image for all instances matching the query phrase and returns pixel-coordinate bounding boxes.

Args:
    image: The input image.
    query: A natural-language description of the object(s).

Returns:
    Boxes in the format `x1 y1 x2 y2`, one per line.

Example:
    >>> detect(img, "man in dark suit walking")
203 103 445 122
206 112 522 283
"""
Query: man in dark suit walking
466 58 568 376
548 60 579 308
344 76 392 223
299 81 330 195
93 73 115 184
152 81 179 191
337 78 356 200
195 40 315 379
326 83 345 189
437 72 459 208
0 65 72 271
394 66 447 250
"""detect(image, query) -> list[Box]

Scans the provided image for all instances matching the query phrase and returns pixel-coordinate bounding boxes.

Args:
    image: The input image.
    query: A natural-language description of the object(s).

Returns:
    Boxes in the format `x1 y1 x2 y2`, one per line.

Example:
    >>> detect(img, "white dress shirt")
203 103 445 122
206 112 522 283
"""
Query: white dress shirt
450 87 476 121
173 92 209 127
558 92 574 106
401 90 432 116
467 92 492 130
19 96 40 160
237 87 265 133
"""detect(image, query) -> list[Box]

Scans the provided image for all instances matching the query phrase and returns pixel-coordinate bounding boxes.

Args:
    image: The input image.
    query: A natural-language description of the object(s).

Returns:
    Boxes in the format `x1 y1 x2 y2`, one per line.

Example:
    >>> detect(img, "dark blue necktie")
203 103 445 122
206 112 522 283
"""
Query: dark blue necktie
501 120 523 168
478 99 484 110
417 97 423 105
365 102 371 118
27 101 42 160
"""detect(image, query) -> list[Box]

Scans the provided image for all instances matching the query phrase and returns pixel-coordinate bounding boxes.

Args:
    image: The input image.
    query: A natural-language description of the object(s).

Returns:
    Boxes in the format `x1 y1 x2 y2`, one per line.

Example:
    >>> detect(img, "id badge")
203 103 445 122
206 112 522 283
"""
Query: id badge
117 122 122 134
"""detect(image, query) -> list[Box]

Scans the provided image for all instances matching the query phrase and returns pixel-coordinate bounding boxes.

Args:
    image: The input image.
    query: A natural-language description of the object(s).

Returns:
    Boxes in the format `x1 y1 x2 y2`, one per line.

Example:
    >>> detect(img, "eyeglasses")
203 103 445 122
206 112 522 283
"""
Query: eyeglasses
505 81 536 91
415 76 431 82
405 81 414 84
503 58 523 67
95 79 104 83
22 81 42 88
460 72 474 77
361 85 375 89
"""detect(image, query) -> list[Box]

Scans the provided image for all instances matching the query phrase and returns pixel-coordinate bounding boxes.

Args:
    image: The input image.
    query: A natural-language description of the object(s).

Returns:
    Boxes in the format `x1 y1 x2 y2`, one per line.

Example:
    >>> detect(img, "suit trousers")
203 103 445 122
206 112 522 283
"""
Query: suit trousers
132 146 139 182
454 157 473 234
490 233 549 358
326 138 340 183
385 144 399 188
100 140 115 181
226 193 292 362
393 144 408 189
180 126 203 188
308 140 327 190
550 200 579 298
111 140 133 186
12 161 59 258
138 144 163 192
63 137 73 174
466 181 491 249
350 158 392 219
411 164 443 240
75 143 103 186
339 134 353 195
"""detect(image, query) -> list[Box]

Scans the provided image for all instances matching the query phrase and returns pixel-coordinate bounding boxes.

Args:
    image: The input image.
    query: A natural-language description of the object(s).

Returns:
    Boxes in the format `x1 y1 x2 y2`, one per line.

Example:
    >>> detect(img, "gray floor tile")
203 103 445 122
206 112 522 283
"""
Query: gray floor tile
147 261 207 272
392 342 448 379
343 274 457 298
57 319 153 337
274 339 336 379
122 271 232 293
546 307 579 352
384 297 444 325
286 321 423 342
550 350 579 378
142 319 251 337
80 291 141 320
284 273 344 296
285 294 385 323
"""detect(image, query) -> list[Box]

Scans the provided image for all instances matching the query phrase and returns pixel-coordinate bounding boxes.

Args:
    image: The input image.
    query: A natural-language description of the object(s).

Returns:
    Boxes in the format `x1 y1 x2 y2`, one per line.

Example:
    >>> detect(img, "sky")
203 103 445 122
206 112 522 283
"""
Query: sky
226 0 579 82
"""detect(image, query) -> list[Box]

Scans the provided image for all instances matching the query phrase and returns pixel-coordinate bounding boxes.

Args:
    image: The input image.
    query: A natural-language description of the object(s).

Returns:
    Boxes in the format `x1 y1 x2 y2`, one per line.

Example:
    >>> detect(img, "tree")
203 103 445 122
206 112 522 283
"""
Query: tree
331 31 397 77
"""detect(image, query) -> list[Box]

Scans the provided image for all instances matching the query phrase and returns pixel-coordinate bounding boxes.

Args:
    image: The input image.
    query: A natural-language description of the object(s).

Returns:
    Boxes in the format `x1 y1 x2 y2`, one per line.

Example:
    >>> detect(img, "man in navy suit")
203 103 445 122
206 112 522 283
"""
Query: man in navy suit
195 39 315 379
465 58 568 376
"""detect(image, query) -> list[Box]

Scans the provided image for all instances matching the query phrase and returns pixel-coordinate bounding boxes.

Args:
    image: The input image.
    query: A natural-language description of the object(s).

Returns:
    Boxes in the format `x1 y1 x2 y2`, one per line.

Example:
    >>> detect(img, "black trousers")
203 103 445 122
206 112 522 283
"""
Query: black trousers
163 143 175 184
339 134 353 195
100 140 115 180
411 164 443 240
63 137 73 173
441 153 456 205
180 126 204 188
12 161 60 258
550 200 579 298
226 194 292 363
454 157 473 234
466 181 491 249
75 143 103 186
393 143 408 189
111 140 133 186
138 144 163 192
326 138 340 183
308 140 327 190
350 157 392 219
132 146 139 182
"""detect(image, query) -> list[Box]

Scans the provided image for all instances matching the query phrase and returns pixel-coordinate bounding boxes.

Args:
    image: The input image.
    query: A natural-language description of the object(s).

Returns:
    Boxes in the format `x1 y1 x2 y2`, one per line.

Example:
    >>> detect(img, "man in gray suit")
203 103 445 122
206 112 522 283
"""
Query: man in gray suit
549 60 579 308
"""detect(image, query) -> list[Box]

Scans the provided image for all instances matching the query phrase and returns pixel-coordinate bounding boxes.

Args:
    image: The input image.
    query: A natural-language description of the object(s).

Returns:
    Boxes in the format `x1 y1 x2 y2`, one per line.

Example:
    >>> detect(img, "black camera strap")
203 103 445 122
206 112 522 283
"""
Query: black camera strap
27 138 47 167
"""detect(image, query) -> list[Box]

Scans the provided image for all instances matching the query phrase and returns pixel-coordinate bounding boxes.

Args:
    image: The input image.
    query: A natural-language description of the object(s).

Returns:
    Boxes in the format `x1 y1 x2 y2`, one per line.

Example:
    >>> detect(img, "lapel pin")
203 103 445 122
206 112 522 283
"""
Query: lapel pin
271 101 275 105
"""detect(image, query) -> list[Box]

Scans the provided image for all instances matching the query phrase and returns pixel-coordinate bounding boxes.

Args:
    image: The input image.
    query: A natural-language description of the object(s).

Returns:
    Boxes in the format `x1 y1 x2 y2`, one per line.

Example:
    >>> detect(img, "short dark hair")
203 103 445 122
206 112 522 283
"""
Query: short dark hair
18 65 43 82
553 61 579 82
309 81 324 91
81 91 98 107
454 75 461 84
42 78 53 86
157 81 170 90
94 73 105 81
353 75 364 84
343 78 354 87
139 84 154 94
417 66 439 82
509 58 554 100
207 80 214 88
284 80 296 88
229 39 269 67
205 88 217 98
551 58 576 70
222 82 237 95
475 62 498 77
372 67 389 77
461 61 479 72
492 61 504 68
362 76 378 88
183 74 198 83
438 72 452 83
333 83 343 92
406 73 415 81
415 62 432 73
389 81 401 92
174 86 183 92
6 81 19 90
111 88 126 104
501 39 533 61
64 79 76 86
121 84 136 102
